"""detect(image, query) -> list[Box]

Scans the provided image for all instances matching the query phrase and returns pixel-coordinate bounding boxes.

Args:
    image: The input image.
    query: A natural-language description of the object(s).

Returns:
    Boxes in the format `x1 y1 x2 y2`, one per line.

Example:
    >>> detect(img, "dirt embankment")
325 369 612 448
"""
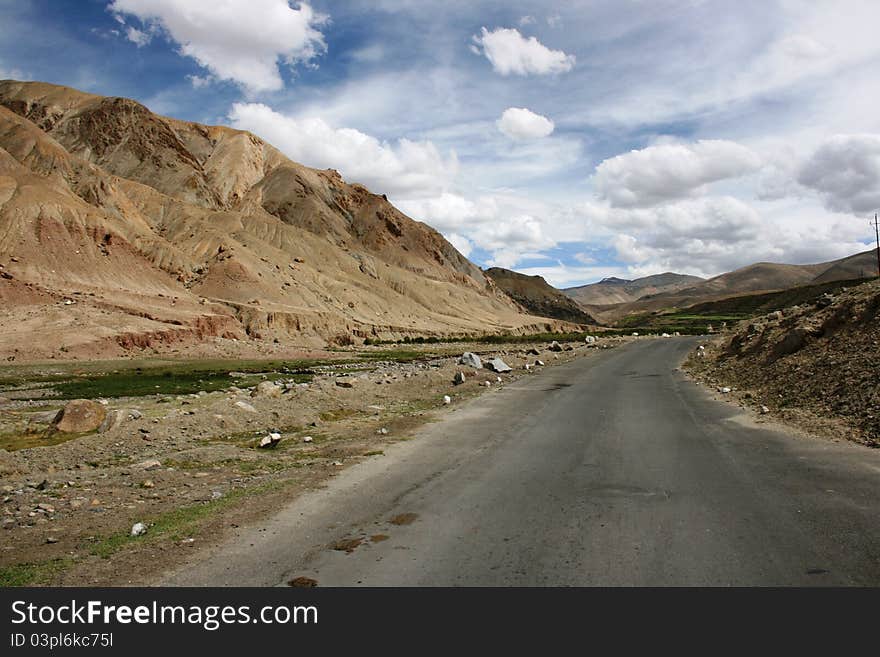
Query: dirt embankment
685 278 880 446
0 337 621 585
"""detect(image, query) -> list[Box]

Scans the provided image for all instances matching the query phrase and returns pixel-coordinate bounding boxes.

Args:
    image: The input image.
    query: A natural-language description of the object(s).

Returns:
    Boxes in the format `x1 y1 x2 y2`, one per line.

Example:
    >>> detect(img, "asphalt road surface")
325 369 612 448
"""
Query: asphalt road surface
164 338 880 586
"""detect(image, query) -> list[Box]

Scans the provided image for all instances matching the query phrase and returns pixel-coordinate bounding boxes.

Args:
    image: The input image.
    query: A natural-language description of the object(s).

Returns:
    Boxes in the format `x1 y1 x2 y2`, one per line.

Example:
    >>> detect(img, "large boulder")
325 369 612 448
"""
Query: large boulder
485 358 512 373
458 352 483 369
251 381 282 398
54 399 106 433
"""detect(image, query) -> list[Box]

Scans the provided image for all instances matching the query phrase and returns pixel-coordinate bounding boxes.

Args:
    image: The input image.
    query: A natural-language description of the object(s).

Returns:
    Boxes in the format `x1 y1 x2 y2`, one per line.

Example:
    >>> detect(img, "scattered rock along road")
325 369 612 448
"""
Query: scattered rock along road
164 338 880 586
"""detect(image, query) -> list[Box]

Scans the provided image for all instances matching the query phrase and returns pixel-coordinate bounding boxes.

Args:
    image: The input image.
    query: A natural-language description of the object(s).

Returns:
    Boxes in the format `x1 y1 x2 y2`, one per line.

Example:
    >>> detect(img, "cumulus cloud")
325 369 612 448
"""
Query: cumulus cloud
473 214 556 268
497 107 555 140
109 0 327 92
797 134 880 214
593 139 762 208
471 27 575 76
228 103 457 198
396 193 497 233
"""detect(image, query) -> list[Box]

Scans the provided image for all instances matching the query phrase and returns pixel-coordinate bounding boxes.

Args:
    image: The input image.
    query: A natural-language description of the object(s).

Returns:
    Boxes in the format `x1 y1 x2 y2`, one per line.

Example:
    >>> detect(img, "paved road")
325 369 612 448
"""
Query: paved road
165 338 880 586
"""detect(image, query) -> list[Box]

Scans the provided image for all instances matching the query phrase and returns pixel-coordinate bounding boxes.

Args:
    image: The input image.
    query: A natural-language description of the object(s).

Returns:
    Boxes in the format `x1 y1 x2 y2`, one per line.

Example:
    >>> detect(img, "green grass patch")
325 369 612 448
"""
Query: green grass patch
87 480 286 560
0 559 73 587
0 428 95 452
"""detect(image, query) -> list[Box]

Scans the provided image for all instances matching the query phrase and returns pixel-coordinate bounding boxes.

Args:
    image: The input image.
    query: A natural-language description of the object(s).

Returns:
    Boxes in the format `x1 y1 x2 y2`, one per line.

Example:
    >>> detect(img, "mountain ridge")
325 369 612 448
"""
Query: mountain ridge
0 80 576 361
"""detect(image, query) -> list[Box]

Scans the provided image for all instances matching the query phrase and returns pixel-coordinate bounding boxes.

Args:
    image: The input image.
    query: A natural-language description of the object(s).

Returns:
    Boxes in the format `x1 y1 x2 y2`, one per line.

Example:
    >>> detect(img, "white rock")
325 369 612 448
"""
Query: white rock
131 522 147 537
234 400 257 413
760 405 770 414
443 395 452 405
483 381 492 387
258 432 282 448
719 387 732 394
458 352 483 369
303 436 314 443
453 371 466 385
535 360 545 366
485 357 512 373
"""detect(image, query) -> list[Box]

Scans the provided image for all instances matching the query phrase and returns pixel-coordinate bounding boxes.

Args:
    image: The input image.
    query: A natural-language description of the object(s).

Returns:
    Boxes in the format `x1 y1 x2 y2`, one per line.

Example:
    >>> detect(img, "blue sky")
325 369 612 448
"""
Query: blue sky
2 1 879 286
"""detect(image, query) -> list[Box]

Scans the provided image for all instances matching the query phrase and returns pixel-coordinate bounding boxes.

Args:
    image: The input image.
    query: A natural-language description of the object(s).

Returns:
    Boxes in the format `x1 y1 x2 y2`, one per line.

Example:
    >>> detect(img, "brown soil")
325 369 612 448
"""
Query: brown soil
684 278 880 447
0 338 620 585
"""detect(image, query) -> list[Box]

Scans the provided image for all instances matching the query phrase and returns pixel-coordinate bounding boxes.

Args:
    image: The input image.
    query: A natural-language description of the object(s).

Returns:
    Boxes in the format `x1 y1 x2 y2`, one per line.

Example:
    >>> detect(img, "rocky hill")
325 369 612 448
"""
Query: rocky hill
485 267 595 324
564 272 703 306
0 80 572 360
687 278 880 446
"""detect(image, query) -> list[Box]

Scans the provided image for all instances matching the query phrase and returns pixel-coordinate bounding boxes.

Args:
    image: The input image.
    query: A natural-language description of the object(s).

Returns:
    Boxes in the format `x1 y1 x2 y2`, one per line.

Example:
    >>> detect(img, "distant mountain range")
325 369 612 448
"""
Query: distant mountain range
570 250 880 324
564 272 704 306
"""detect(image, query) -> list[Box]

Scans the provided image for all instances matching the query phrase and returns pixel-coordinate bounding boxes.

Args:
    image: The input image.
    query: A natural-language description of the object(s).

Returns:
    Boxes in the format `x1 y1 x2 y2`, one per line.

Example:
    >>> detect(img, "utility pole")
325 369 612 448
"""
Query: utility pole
874 213 880 279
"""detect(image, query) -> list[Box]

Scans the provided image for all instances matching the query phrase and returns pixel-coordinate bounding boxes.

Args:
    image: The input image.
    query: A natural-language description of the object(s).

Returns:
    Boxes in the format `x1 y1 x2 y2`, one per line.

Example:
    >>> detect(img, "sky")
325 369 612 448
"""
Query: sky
1 0 879 287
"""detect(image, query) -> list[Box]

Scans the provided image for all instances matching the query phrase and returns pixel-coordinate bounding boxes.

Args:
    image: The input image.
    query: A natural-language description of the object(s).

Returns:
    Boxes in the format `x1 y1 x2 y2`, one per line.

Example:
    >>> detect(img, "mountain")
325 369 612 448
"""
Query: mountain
581 252 878 324
0 80 572 360
564 272 703 306
811 249 879 284
484 268 596 325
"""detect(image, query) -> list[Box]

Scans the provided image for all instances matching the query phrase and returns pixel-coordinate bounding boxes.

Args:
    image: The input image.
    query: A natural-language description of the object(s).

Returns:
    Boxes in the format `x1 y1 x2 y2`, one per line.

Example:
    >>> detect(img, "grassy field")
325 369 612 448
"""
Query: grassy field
0 351 434 401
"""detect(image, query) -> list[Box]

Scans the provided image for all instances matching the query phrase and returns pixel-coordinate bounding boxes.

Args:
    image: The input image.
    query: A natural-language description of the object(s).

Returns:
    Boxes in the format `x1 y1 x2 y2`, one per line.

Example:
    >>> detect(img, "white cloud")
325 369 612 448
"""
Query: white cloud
518 16 536 27
593 139 762 208
471 27 575 76
186 74 212 89
109 0 328 92
497 107 554 140
444 233 473 258
125 25 152 47
396 193 497 233
474 214 556 269
797 134 880 214
228 102 457 198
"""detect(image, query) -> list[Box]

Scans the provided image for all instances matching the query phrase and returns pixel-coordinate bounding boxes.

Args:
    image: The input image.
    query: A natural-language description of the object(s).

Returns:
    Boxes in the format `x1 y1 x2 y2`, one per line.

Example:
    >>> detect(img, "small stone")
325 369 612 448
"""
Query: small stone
130 522 147 537
535 360 545 367
46 536 59 544
453 371 466 385
135 459 162 471
760 405 770 414
141 480 155 488
443 395 452 405
234 400 257 413
377 428 388 435
335 379 355 388
303 436 313 443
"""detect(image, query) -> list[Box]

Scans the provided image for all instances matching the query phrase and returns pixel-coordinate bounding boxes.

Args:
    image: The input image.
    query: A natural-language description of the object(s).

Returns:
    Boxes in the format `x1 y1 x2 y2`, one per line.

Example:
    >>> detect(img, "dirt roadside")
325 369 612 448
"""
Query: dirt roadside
0 338 621 586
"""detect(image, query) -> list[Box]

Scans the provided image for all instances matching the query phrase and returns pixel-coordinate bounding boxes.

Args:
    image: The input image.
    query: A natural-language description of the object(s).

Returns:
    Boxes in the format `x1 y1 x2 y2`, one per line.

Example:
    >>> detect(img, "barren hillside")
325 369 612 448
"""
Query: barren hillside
0 80 571 361
687 278 880 446
485 267 595 324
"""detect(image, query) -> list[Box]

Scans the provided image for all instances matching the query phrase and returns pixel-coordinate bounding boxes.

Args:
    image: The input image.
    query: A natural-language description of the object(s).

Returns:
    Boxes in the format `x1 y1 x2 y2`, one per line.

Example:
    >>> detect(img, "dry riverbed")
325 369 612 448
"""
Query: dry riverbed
0 338 622 585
